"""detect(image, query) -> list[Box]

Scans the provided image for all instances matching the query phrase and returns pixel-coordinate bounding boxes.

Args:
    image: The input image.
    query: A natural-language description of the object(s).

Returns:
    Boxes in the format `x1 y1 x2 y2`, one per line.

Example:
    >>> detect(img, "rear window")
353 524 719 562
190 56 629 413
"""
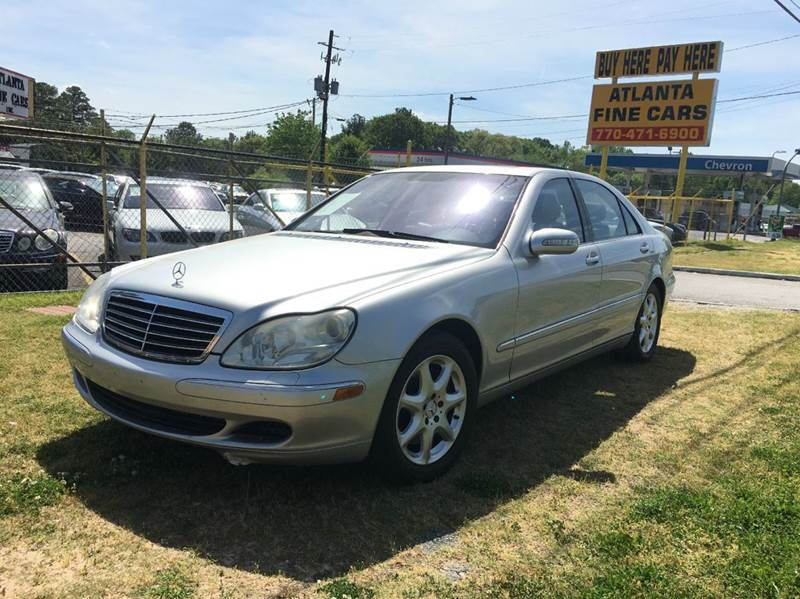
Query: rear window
123 183 223 211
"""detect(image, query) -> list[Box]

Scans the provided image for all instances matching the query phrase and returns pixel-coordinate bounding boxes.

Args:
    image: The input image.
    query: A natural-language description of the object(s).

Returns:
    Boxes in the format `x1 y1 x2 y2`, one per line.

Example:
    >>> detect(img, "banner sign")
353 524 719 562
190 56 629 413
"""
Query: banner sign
594 41 723 79
584 154 769 174
587 78 718 146
0 67 34 120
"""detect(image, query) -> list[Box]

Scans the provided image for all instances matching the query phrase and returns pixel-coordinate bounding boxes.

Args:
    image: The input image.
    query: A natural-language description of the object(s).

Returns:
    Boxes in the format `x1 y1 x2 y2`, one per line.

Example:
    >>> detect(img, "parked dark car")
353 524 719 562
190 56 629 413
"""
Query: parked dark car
41 174 104 230
0 171 69 290
641 207 687 241
679 210 717 231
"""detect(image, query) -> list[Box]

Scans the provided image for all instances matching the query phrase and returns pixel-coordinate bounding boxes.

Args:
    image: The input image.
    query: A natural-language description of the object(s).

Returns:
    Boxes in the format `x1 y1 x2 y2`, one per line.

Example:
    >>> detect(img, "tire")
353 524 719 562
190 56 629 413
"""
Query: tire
625 283 663 362
373 331 478 482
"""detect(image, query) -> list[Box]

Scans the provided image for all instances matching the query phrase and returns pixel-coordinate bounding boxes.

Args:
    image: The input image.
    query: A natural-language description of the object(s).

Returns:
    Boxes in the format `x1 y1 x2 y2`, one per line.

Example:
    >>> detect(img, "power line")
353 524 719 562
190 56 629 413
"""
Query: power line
726 33 800 52
773 0 800 24
340 75 591 98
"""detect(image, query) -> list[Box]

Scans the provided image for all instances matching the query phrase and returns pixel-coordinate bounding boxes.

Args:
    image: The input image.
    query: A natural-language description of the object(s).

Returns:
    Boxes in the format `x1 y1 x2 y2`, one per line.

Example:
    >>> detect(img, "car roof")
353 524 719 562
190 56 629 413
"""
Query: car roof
130 177 212 186
257 188 326 194
376 165 561 177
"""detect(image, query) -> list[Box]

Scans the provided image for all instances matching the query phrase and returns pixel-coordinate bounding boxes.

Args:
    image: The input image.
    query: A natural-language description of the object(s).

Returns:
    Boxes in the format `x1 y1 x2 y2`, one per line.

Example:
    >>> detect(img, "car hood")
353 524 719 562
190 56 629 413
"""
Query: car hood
0 208 60 233
106 231 493 316
116 209 241 231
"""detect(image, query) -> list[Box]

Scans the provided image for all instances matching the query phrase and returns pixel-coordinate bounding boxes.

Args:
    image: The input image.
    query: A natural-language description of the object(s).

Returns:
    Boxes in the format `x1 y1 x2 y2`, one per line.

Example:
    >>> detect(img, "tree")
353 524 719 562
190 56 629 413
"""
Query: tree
341 114 366 137
56 86 98 127
330 134 371 167
31 82 59 127
234 130 269 155
164 121 202 147
363 108 426 149
265 110 318 159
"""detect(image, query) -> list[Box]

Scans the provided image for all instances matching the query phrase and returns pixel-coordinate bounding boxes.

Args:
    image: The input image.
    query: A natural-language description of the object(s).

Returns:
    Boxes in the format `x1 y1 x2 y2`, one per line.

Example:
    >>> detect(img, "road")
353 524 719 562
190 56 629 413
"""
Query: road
686 230 766 243
673 271 800 311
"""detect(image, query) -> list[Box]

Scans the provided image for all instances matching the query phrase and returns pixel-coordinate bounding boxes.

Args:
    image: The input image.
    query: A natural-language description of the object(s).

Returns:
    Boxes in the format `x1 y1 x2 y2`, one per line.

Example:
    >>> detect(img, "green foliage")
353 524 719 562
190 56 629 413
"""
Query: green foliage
330 134 371 167
363 107 426 150
265 110 319 159
320 578 375 599
164 121 202 147
340 113 366 137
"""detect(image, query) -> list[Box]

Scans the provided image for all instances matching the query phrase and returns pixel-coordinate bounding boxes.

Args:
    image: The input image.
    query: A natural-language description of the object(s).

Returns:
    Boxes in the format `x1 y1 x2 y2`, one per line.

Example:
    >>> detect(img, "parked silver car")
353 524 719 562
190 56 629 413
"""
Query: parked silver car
238 188 327 233
110 177 243 260
62 166 674 480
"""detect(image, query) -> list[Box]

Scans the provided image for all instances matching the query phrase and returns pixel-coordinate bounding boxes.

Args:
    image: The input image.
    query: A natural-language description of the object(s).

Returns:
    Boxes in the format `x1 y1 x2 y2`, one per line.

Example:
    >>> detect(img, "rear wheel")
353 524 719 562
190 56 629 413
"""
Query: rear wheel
374 331 477 482
625 284 662 361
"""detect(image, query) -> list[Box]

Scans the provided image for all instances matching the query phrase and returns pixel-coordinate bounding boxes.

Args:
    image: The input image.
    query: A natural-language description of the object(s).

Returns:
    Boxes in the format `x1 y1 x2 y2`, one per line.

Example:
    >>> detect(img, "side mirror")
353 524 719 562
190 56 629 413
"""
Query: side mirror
253 203 265 211
528 228 579 256
106 199 115 213
58 201 74 213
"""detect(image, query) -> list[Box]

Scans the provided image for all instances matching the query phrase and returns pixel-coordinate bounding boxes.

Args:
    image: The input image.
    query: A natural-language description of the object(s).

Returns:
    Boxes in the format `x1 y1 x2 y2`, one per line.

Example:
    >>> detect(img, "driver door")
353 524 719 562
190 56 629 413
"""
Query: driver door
509 177 603 380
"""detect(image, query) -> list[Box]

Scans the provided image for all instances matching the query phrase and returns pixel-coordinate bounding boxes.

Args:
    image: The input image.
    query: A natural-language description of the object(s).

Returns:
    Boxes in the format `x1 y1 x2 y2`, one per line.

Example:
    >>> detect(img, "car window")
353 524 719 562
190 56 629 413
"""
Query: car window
244 193 263 208
620 201 641 235
123 183 224 211
0 176 54 211
531 178 584 242
575 179 626 241
290 172 528 249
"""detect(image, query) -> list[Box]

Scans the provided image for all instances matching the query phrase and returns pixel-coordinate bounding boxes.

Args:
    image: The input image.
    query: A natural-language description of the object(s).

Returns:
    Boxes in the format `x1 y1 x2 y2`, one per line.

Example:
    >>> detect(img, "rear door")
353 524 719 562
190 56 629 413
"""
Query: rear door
509 177 603 380
573 178 651 339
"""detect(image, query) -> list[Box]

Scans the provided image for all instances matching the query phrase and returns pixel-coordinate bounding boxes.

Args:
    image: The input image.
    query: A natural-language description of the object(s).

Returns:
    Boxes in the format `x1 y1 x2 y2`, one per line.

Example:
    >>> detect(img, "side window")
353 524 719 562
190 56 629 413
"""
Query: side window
531 178 584 242
575 180 626 241
620 200 641 235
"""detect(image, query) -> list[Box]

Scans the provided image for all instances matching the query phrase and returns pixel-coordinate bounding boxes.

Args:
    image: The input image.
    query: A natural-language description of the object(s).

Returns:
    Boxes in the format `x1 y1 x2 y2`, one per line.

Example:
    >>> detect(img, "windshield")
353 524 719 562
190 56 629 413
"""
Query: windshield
289 172 528 248
83 177 118 196
0 177 53 211
271 191 326 212
123 183 224 210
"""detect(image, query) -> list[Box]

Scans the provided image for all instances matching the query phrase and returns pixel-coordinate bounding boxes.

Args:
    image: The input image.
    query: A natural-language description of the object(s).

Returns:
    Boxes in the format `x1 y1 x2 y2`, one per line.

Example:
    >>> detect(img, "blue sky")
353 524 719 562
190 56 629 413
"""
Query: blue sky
7 0 800 156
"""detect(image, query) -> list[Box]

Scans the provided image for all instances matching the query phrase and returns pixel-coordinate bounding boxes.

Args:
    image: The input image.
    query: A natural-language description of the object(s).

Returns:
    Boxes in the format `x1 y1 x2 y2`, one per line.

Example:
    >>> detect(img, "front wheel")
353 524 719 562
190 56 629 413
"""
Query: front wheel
373 331 477 482
625 284 662 361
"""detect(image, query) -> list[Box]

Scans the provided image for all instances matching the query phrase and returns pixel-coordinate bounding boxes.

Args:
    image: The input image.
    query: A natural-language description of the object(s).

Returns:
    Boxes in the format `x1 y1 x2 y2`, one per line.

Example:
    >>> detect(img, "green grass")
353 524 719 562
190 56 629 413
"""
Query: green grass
673 238 800 274
136 568 196 599
2 292 800 597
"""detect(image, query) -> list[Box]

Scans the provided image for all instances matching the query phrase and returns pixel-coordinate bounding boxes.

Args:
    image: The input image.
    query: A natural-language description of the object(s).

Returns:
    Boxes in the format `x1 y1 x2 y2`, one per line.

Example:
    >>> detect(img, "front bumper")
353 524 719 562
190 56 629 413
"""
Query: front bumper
62 320 399 464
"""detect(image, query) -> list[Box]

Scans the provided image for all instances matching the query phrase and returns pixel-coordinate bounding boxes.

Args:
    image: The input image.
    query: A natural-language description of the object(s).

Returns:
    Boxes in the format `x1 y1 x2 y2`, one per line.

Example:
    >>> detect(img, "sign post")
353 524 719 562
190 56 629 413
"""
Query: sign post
590 41 722 195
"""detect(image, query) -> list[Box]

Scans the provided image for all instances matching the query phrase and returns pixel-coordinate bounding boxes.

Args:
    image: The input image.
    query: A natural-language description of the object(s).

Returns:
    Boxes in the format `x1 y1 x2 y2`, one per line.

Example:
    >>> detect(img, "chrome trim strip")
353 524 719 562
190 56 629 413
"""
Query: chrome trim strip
496 293 642 352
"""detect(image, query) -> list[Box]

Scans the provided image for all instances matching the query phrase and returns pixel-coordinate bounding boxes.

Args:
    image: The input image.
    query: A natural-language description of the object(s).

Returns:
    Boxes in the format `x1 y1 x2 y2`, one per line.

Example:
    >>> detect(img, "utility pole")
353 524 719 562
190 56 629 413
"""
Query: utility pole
316 30 344 163
777 148 800 218
444 94 476 165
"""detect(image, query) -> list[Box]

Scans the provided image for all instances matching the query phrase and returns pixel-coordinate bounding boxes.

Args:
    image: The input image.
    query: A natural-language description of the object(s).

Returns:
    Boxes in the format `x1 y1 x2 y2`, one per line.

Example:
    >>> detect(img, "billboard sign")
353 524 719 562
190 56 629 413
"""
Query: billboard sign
0 67 34 120
587 78 718 146
595 41 723 79
584 154 769 174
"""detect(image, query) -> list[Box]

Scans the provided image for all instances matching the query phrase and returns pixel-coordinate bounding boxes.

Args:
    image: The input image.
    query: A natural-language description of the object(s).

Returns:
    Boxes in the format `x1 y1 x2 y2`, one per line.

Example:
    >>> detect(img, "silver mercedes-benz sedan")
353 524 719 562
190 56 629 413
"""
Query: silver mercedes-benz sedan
62 166 674 481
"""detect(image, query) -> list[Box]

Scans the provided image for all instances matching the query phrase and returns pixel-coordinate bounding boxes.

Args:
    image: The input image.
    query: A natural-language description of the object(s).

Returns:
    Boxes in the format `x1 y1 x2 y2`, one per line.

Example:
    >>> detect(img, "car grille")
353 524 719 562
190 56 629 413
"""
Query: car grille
0 231 13 253
160 231 217 244
191 231 216 243
102 291 231 363
86 377 226 436
161 231 188 244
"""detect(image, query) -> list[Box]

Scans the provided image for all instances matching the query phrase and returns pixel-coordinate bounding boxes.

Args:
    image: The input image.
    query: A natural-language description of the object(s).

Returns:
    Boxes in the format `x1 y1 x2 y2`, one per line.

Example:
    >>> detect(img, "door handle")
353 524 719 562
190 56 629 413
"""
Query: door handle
586 252 600 266
640 242 650 254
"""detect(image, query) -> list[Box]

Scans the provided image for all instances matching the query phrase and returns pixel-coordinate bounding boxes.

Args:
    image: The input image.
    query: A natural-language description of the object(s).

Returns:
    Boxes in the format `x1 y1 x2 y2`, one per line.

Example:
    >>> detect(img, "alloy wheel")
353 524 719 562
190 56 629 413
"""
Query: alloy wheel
395 354 467 466
639 292 659 354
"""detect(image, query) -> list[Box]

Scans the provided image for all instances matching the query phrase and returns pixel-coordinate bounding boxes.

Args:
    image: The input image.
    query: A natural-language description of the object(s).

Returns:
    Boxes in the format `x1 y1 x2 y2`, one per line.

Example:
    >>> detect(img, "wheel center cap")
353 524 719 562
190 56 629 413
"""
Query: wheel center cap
425 401 437 418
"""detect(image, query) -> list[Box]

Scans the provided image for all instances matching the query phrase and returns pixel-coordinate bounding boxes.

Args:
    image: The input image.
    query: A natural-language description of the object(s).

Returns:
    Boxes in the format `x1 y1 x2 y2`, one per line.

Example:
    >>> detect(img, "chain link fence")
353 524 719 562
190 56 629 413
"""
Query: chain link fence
0 124 375 293
628 194 735 244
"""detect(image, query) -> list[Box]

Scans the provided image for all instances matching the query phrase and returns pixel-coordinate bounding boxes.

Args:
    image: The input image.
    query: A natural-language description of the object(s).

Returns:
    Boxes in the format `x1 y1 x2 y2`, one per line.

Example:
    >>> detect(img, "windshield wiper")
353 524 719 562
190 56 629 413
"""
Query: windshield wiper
340 228 450 244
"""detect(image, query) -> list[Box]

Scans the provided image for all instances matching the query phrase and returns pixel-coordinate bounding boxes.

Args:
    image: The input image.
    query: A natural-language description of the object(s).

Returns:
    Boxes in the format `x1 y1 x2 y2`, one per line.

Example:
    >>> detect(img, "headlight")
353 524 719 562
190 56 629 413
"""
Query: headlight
34 229 60 251
16 235 32 252
221 309 356 370
122 228 156 242
73 273 111 334
220 230 244 241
